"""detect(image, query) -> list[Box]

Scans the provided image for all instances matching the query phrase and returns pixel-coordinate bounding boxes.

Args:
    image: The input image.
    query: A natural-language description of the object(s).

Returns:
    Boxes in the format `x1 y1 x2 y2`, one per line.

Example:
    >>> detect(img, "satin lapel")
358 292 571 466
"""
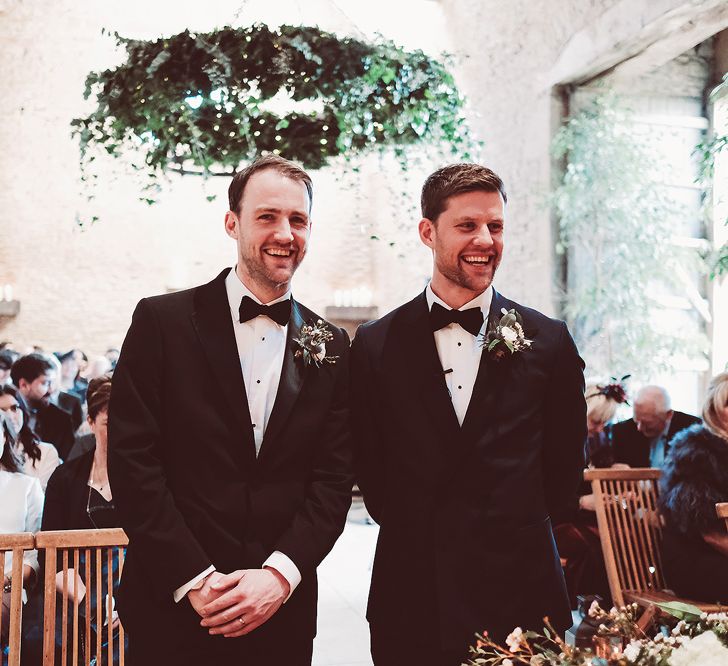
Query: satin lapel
387 292 460 444
259 299 307 455
460 290 510 443
190 269 256 463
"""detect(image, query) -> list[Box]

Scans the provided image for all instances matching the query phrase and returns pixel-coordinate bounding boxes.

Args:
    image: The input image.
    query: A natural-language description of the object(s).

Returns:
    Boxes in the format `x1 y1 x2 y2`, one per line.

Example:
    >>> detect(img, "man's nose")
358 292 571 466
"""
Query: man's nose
272 219 294 244
472 227 494 247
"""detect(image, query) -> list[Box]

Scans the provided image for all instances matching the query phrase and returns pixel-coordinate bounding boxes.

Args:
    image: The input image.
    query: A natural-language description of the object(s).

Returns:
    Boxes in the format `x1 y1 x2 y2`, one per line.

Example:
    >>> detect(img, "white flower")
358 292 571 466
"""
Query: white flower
503 660 514 666
501 326 518 343
588 600 601 617
669 631 728 666
505 627 524 652
623 640 641 662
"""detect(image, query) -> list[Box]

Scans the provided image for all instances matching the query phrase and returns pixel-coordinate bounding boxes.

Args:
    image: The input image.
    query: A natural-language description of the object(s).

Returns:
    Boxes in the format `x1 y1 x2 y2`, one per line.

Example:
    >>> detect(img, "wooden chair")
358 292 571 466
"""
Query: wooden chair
0 532 35 666
716 502 728 533
584 468 722 614
35 528 128 666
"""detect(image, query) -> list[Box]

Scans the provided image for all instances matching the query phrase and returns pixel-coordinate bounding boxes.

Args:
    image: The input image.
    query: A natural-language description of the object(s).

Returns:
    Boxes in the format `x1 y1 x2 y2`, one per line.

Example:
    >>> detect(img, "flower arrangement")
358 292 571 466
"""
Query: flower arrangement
292 320 338 368
480 308 533 361
464 601 728 666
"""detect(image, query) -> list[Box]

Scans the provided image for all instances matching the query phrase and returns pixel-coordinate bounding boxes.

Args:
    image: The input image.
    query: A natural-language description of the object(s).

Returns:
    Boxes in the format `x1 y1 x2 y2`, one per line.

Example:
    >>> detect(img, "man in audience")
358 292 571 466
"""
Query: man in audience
611 385 699 468
0 351 15 387
10 353 75 459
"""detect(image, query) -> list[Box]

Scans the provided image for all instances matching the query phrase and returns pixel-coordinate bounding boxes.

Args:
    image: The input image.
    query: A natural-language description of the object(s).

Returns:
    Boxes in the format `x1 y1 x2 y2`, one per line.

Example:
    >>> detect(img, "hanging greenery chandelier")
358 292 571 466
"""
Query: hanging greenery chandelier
72 23 475 188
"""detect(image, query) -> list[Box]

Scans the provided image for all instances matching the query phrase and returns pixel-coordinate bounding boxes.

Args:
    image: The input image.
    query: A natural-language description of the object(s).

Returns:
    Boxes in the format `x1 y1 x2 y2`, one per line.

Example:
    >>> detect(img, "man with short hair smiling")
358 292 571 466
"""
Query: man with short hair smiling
611 385 699 468
109 155 353 665
10 352 75 459
351 163 587 665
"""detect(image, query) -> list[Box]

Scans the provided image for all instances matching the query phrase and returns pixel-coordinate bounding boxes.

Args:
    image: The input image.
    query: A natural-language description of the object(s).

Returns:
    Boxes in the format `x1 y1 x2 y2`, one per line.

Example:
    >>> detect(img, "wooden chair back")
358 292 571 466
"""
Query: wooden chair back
35 528 128 666
0 533 35 666
717 503 728 533
583 468 664 608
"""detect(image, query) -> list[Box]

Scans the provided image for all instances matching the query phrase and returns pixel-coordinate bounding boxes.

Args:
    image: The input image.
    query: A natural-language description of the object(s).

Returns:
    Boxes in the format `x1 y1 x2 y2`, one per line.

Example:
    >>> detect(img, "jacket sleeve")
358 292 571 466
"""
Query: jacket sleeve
267 329 354 577
349 327 386 524
542 321 586 525
108 298 213 600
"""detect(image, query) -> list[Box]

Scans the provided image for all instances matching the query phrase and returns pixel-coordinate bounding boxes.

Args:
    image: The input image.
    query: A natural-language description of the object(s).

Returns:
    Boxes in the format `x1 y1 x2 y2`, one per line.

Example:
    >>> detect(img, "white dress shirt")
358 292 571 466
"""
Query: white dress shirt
425 284 493 425
173 268 301 603
16 441 61 491
0 470 44 602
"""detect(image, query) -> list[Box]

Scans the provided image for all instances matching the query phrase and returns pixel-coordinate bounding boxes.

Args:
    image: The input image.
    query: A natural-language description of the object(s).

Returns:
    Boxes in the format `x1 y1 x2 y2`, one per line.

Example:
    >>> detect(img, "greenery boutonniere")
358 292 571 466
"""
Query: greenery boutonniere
480 308 533 361
293 320 339 368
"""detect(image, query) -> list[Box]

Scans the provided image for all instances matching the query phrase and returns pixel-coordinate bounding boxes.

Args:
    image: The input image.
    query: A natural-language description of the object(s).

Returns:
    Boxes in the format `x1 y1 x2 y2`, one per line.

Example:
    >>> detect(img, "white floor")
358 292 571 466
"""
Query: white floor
312 503 378 666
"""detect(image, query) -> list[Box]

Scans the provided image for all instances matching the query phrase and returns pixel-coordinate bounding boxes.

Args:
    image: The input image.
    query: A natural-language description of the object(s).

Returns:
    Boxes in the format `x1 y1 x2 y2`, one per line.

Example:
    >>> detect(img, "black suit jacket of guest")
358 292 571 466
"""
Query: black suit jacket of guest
610 411 700 468
107 268 353 653
351 290 586 650
35 402 75 460
41 449 98 532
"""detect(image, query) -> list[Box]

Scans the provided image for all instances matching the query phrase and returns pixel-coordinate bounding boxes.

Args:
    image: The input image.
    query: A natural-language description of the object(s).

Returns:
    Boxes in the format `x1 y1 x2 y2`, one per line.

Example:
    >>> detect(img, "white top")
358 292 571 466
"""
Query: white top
15 441 61 491
425 284 492 426
0 470 44 601
173 268 301 604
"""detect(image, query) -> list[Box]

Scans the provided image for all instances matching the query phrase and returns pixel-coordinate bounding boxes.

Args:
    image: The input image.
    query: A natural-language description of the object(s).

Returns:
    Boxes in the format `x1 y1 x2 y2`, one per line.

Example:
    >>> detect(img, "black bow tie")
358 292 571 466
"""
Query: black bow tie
238 295 291 326
430 302 484 337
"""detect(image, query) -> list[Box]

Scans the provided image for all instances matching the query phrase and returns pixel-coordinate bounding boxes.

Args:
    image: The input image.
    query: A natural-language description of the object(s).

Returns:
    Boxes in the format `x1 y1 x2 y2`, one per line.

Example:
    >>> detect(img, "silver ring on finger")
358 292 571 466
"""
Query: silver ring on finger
238 617 245 625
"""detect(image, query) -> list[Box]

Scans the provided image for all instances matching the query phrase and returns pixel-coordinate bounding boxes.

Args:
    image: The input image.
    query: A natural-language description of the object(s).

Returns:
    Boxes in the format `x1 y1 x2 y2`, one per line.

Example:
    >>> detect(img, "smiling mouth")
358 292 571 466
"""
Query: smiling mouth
461 255 493 265
264 248 293 258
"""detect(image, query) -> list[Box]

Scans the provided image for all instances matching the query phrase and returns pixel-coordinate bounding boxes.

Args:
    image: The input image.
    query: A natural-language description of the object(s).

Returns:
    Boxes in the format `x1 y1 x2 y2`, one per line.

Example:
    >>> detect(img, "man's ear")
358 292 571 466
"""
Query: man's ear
224 210 238 239
418 218 436 249
17 378 29 393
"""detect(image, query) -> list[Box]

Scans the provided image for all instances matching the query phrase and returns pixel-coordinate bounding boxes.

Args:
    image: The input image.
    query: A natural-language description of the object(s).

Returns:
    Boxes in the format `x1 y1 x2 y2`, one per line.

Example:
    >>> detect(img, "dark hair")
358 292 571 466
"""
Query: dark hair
227 154 313 215
87 375 112 421
10 352 54 386
0 350 15 371
1 419 22 473
0 384 42 462
420 163 507 222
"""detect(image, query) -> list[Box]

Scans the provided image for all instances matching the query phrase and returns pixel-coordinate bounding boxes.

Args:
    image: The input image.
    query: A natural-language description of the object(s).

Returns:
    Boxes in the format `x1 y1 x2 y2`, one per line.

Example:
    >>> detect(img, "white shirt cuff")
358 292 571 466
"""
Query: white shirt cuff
263 551 301 602
173 565 216 603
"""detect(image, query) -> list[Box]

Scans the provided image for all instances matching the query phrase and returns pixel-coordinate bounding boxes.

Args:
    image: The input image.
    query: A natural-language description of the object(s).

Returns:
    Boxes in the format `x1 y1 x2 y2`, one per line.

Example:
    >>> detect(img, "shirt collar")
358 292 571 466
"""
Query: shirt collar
425 282 493 320
225 267 291 319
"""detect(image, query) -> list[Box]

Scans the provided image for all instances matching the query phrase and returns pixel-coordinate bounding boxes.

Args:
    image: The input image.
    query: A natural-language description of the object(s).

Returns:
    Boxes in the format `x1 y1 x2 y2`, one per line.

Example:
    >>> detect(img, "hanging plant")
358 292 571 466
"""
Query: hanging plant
71 23 476 205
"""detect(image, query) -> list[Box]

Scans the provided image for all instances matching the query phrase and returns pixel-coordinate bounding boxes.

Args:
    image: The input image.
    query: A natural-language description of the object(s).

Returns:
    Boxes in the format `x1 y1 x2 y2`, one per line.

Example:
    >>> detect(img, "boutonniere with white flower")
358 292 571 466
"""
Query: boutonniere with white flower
293 319 339 368
480 308 533 361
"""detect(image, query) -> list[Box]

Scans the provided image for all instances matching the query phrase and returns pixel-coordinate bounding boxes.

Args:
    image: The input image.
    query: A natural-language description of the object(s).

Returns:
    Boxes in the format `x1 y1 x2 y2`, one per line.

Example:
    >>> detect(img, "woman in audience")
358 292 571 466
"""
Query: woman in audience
0 413 43 644
660 371 728 603
0 384 60 489
42 375 126 663
553 379 628 607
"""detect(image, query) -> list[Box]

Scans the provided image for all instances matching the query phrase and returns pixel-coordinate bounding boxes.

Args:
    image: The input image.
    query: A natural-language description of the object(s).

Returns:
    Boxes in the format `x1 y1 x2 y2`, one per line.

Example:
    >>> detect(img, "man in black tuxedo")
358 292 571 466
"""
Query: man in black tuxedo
610 385 699 468
10 353 75 459
351 164 586 665
108 155 353 665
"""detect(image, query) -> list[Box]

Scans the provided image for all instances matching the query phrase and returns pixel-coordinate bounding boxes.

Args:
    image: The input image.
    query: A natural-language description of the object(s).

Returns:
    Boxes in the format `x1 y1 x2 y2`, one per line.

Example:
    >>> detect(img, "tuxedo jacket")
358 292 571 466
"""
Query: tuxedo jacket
108 268 353 655
351 290 586 650
610 411 700 469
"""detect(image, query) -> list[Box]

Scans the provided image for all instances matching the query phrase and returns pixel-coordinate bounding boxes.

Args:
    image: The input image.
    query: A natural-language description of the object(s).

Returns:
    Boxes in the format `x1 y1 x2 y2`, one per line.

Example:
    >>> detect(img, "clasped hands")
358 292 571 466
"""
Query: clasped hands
187 568 290 639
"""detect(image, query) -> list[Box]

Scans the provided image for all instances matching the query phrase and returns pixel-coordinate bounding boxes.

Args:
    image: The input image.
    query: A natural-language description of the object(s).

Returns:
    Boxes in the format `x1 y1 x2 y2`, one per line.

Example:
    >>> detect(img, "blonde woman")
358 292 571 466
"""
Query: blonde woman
659 372 728 603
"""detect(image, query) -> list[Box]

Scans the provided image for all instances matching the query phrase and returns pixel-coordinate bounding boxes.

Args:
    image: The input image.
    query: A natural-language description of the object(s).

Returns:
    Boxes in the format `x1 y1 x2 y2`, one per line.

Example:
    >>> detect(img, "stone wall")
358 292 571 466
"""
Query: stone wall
0 0 723 356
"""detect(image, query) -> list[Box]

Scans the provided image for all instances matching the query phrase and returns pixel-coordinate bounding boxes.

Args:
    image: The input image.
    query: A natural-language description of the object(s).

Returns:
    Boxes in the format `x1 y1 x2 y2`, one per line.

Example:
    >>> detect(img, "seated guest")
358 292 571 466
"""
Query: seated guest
42 375 126 663
48 353 84 432
0 350 16 387
0 385 60 490
610 385 699 468
659 372 728 603
0 413 43 644
554 379 628 607
11 353 75 459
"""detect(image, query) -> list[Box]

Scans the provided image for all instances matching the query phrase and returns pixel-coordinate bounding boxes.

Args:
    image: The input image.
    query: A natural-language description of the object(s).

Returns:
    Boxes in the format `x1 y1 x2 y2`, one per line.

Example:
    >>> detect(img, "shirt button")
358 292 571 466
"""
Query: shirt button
262 337 265 341
252 423 256 428
457 342 462 347
256 379 261 384
458 385 462 389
